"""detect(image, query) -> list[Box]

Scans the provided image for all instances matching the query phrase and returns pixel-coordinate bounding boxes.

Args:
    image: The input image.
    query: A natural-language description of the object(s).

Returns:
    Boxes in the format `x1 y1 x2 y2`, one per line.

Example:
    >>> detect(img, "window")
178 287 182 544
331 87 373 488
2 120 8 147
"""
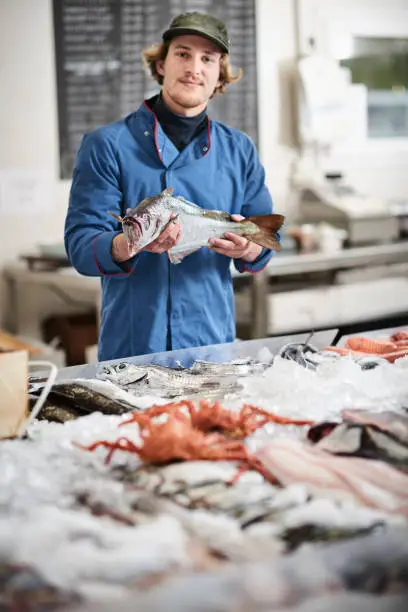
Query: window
340 37 408 138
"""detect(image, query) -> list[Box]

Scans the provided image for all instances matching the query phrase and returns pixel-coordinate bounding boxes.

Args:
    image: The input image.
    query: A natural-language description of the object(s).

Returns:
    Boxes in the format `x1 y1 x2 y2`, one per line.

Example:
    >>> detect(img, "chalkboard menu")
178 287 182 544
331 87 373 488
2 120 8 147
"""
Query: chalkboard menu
53 0 258 179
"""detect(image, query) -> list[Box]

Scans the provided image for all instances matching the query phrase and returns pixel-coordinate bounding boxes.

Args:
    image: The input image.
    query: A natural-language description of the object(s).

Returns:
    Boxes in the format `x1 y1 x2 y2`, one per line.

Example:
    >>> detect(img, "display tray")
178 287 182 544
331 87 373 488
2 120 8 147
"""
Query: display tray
56 328 339 381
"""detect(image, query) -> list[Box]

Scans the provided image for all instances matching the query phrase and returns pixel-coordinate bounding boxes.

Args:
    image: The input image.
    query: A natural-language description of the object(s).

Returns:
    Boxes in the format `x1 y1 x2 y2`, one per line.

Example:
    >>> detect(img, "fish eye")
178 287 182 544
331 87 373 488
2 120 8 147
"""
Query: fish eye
103 367 110 374
118 363 127 370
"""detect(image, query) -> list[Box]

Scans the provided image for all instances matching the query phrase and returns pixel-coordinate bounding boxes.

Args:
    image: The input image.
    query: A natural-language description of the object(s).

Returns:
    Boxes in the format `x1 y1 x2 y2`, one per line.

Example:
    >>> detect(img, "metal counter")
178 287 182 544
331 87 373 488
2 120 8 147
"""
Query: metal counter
252 240 408 278
56 328 338 381
5 241 408 341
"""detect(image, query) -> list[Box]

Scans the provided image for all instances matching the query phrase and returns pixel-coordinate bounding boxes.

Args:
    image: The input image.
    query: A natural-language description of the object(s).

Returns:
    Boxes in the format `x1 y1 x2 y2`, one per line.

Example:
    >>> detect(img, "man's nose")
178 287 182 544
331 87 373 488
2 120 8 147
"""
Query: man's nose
187 55 201 75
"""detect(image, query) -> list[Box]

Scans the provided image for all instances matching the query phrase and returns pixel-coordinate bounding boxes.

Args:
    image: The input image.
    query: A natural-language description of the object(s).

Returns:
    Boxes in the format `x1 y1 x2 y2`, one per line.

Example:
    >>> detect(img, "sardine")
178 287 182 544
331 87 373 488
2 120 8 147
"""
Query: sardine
108 187 284 264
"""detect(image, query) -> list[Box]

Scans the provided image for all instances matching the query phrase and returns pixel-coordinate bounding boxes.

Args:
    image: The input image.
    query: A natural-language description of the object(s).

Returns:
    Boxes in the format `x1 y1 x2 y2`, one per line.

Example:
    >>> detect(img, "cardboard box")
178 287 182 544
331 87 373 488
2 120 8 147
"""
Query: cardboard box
0 349 29 439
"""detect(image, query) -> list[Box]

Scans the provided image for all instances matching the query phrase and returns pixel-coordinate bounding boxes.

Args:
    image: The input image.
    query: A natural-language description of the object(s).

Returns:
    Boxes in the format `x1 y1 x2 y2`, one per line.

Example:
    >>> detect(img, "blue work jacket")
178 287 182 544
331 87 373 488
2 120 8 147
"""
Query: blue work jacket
65 98 274 361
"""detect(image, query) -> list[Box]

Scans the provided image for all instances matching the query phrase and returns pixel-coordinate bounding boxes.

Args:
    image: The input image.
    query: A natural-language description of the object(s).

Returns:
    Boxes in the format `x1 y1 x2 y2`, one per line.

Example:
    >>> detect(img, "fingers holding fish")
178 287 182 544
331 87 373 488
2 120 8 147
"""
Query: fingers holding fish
145 216 182 253
208 232 258 260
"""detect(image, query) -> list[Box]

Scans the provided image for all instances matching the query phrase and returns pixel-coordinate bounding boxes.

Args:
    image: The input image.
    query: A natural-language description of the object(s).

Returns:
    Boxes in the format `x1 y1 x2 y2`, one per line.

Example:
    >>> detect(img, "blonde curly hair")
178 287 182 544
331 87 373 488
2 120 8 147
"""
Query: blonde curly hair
142 41 243 98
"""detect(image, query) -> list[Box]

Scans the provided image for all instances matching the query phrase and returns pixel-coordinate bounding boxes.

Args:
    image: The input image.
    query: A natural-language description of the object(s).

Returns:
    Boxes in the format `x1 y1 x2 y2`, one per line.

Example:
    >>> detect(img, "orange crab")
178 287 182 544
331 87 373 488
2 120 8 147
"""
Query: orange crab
120 399 314 437
78 413 278 484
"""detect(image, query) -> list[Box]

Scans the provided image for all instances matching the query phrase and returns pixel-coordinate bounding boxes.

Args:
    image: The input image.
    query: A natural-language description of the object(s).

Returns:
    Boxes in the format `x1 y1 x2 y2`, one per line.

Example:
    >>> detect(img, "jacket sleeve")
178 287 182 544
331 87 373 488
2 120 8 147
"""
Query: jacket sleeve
64 130 137 277
234 138 275 274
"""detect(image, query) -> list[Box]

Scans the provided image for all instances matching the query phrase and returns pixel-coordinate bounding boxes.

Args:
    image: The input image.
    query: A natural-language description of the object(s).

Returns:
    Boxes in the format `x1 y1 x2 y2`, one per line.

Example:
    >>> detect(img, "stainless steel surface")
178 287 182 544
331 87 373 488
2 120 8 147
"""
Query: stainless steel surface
298 185 400 246
56 329 338 381
6 240 408 342
261 241 408 277
238 242 408 337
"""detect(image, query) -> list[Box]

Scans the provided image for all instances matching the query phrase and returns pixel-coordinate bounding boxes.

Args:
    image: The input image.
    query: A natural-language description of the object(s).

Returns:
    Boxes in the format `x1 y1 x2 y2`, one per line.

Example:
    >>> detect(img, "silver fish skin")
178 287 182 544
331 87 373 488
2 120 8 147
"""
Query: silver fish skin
97 362 238 391
37 379 144 415
190 358 271 377
96 361 243 400
109 187 284 264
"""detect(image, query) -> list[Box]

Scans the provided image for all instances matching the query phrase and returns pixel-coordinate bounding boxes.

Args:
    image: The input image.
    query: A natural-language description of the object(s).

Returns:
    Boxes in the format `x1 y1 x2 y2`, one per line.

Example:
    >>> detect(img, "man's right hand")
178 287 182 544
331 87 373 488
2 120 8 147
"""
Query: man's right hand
112 215 181 263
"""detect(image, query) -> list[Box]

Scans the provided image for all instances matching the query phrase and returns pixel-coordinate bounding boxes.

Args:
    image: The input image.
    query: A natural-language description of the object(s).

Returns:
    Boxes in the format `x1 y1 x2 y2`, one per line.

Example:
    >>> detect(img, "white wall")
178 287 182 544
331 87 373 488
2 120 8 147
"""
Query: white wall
1 0 408 328
256 0 299 214
299 0 408 201
0 0 71 325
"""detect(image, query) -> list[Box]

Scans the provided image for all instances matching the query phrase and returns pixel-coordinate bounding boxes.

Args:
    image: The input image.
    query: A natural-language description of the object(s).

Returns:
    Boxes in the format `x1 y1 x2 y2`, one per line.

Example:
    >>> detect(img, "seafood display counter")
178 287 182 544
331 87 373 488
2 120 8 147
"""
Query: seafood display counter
2 328 408 611
55 328 338 380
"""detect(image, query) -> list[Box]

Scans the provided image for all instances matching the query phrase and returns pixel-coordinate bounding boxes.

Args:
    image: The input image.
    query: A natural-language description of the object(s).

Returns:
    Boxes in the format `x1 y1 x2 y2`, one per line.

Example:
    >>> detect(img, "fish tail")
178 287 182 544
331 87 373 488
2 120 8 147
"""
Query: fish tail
245 214 285 251
108 211 123 223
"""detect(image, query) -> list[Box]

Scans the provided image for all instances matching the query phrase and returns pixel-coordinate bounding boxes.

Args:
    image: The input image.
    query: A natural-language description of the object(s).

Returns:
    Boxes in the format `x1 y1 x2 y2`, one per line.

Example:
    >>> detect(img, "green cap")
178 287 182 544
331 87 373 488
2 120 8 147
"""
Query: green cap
162 11 230 54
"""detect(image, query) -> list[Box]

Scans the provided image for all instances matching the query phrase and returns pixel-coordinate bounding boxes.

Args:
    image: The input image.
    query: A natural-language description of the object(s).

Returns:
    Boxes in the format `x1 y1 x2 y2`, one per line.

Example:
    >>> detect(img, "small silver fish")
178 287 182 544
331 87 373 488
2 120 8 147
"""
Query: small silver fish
97 361 242 399
98 362 150 386
190 358 271 377
109 187 284 264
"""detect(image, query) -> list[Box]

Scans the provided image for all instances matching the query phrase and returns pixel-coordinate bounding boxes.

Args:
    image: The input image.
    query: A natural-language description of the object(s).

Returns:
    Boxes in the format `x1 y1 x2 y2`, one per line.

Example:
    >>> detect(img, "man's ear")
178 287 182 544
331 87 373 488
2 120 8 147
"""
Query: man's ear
156 60 165 76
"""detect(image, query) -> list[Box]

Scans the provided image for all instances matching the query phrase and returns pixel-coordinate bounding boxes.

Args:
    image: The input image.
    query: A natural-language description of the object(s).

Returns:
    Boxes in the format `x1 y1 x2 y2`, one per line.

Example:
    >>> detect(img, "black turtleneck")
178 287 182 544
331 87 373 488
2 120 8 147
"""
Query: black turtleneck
152 94 207 152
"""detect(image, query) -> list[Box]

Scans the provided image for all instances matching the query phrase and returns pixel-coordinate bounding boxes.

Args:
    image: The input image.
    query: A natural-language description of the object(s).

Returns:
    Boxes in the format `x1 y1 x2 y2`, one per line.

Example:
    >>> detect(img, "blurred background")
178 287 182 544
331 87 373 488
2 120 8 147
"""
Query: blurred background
1 0 408 366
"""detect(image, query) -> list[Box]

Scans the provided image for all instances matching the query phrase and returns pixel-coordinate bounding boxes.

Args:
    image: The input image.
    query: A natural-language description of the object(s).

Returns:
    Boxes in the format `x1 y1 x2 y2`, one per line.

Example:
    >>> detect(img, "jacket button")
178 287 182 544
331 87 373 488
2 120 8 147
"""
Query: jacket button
202 145 208 152
144 131 150 136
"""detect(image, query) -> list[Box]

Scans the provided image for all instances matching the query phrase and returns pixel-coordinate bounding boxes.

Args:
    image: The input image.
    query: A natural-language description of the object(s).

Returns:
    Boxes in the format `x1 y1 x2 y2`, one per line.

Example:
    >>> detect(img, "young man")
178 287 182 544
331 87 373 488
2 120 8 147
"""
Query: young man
65 12 275 361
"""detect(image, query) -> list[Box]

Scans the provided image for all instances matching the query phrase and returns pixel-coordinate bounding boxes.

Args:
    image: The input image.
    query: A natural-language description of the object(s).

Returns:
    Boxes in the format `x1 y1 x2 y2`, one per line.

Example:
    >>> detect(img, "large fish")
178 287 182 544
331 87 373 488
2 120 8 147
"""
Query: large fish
29 378 145 417
109 187 284 264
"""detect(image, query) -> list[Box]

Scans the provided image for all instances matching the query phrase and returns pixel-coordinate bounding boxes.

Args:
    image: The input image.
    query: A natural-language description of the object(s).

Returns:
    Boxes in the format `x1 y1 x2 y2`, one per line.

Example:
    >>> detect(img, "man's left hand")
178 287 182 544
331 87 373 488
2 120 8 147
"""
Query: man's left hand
208 214 263 263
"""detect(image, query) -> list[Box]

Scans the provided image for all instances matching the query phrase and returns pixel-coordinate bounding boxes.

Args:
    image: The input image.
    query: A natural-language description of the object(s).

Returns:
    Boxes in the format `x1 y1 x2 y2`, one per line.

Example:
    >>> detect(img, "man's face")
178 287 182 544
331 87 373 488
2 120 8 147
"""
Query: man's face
156 34 221 116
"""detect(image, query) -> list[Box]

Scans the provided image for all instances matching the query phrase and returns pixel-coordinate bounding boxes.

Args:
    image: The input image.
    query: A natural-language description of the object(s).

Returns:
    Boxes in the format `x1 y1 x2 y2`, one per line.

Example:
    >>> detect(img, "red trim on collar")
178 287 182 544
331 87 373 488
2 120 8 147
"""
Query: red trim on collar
143 101 163 163
93 233 134 277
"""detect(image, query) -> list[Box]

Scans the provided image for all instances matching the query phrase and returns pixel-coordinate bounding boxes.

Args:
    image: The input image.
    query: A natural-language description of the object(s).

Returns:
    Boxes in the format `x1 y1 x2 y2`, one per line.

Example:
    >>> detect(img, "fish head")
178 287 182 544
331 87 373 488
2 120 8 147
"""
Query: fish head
98 363 148 386
122 189 175 251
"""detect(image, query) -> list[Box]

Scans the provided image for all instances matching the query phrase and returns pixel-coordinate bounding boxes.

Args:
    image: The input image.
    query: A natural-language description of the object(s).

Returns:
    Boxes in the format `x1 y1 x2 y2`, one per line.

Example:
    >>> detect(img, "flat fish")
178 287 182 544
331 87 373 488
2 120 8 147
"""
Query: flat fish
342 409 408 446
256 438 408 515
310 422 408 470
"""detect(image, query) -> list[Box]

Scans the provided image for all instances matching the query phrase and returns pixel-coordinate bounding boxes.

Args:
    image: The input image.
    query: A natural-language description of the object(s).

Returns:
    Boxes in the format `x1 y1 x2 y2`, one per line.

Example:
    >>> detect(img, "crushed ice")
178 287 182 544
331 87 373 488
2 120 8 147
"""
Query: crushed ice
1 353 408 597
